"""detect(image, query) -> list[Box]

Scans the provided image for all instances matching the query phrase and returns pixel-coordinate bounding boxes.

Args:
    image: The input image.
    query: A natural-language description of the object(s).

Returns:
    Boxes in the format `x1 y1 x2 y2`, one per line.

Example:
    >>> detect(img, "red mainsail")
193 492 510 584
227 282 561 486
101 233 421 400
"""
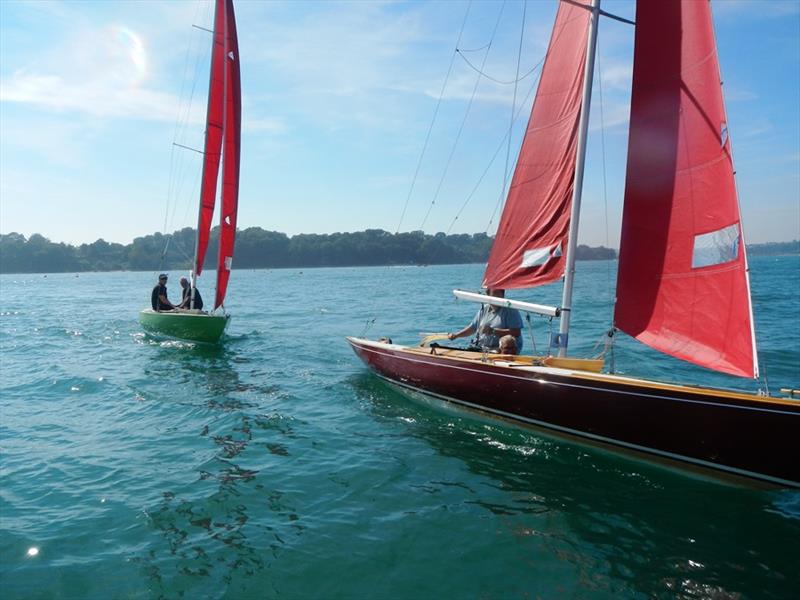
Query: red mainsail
482 0 590 290
194 0 227 277
214 0 241 309
615 0 758 378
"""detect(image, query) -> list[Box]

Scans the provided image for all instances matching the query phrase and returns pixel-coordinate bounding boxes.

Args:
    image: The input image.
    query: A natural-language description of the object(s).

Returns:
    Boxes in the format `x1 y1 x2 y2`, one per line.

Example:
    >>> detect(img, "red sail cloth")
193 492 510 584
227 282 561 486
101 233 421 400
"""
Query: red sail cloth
194 0 226 276
482 0 590 290
214 0 241 309
615 0 757 378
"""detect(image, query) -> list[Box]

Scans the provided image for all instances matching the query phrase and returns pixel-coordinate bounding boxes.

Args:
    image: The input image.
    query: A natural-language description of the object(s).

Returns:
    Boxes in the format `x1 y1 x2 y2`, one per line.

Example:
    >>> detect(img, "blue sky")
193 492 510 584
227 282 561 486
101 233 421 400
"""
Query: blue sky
1 0 798 247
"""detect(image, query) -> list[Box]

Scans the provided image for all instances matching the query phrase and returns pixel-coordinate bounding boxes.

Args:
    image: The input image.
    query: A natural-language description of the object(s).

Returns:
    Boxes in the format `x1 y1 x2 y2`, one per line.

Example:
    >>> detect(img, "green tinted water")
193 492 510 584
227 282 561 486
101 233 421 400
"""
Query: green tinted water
1 257 798 598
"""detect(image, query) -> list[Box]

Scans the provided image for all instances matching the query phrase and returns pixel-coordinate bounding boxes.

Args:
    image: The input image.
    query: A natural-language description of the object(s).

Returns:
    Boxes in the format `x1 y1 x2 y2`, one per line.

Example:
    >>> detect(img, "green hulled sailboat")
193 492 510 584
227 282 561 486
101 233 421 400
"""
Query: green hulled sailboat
139 0 241 345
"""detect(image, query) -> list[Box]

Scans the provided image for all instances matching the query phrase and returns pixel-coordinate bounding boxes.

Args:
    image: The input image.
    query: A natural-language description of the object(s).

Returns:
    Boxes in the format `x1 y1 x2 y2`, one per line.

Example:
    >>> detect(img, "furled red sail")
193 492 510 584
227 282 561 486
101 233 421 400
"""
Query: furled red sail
482 0 590 290
194 0 226 277
615 0 758 378
214 0 241 309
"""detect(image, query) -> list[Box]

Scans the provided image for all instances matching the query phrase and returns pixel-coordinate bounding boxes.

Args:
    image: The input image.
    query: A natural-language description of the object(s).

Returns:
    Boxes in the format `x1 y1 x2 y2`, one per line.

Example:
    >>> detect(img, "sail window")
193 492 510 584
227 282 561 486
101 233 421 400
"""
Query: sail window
692 223 740 268
720 122 729 148
520 244 561 269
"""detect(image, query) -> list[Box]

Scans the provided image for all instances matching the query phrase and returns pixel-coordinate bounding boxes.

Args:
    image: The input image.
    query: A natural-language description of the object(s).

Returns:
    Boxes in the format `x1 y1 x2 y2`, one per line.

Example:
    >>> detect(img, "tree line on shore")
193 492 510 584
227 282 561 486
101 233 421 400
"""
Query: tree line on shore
5 227 793 274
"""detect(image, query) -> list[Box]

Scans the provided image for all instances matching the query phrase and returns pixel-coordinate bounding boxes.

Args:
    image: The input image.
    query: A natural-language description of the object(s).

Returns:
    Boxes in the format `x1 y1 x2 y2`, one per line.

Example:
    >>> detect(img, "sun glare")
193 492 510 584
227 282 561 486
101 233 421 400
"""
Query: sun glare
107 25 147 84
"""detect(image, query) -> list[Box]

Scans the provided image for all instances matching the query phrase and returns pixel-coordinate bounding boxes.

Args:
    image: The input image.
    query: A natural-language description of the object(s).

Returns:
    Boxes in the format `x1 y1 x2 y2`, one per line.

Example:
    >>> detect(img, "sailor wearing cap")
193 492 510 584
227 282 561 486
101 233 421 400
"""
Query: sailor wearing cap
151 273 177 311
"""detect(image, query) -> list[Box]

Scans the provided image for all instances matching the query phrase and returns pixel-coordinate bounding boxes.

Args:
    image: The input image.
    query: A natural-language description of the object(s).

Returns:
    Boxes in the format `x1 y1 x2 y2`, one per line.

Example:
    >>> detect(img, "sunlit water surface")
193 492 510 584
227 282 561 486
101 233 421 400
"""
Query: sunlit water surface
1 257 798 599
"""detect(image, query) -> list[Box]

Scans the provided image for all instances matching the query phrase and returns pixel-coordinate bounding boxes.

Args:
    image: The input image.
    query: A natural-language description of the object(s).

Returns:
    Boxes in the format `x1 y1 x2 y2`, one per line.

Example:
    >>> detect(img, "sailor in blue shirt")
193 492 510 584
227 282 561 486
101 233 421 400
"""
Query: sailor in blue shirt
447 289 524 352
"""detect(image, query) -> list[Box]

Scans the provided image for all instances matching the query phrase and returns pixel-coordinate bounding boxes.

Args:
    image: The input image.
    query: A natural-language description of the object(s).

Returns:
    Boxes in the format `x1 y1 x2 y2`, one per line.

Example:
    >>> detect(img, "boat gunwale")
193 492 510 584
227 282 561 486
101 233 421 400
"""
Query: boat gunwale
139 309 229 321
346 337 798 408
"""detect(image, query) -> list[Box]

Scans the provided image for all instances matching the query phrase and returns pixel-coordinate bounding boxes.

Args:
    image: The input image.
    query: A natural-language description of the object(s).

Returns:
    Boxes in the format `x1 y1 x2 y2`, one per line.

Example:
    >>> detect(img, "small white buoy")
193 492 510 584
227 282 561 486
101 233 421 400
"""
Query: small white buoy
27 547 39 557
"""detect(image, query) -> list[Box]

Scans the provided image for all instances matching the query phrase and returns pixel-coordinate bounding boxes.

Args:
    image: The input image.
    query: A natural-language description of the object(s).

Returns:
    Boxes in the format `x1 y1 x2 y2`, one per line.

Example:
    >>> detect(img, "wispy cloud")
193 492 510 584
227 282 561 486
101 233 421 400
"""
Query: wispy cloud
714 0 800 18
1 69 179 120
724 87 758 102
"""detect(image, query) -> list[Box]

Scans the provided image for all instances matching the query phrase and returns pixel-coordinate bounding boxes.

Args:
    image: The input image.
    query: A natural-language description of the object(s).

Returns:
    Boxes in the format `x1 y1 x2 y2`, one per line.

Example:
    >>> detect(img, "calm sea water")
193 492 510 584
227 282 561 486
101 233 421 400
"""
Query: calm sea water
1 256 798 599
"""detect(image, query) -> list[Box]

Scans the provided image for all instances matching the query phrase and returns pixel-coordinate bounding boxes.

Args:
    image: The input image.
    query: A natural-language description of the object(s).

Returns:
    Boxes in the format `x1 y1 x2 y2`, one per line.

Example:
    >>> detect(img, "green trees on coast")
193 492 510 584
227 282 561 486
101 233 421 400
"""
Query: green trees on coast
17 226 771 274
1 228 495 273
2 228 795 275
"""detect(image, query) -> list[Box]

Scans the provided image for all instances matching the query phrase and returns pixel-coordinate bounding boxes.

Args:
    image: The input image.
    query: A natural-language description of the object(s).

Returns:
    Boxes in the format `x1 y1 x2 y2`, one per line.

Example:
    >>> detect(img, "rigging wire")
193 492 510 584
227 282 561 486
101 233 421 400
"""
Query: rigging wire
596 30 618 371
445 72 539 234
455 47 541 85
162 3 202 255
597 33 613 321
162 0 213 269
458 42 491 53
418 1 507 232
490 0 528 234
394 1 472 235
445 15 577 235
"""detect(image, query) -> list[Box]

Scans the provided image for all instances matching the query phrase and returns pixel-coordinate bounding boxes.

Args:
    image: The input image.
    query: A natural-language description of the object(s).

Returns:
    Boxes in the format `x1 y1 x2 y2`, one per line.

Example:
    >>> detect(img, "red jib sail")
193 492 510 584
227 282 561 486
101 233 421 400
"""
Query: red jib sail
214 0 241 309
482 0 590 290
194 0 227 277
615 0 758 378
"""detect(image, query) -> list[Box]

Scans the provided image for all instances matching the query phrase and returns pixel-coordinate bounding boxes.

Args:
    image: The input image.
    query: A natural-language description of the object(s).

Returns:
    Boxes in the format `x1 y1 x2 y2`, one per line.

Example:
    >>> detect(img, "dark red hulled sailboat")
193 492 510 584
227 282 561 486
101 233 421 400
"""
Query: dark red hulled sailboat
348 0 800 487
140 0 241 343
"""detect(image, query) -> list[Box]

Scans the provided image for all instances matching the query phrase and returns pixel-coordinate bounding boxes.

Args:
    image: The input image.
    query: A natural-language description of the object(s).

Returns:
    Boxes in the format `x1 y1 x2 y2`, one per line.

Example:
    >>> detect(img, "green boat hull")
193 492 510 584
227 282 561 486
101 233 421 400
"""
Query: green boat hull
139 309 230 344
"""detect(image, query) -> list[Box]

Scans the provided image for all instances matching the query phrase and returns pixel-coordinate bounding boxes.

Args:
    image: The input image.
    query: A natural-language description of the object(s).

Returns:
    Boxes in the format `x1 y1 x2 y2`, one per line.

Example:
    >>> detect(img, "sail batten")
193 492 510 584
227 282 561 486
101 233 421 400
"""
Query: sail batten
482 0 591 290
614 0 758 378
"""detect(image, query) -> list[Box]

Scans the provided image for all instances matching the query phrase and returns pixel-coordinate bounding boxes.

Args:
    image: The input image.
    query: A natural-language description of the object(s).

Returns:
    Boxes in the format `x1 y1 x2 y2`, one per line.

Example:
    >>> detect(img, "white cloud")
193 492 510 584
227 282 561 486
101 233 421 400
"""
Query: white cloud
714 0 800 18
1 69 179 121
599 61 632 92
243 117 287 134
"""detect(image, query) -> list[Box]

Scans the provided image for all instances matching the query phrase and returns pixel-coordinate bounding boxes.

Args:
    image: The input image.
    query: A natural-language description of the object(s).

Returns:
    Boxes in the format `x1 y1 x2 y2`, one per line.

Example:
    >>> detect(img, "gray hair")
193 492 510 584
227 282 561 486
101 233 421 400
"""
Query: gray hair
499 335 518 355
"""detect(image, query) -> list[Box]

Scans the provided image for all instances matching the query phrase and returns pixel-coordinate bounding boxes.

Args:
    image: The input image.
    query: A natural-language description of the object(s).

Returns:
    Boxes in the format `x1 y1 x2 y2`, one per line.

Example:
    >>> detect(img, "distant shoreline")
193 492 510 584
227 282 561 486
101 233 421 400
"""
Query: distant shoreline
0 229 796 275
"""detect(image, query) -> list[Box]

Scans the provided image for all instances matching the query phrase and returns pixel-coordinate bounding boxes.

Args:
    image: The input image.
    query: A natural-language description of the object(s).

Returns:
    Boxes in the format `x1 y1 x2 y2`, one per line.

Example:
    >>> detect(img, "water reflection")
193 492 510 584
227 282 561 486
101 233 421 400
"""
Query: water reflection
133 344 305 595
350 374 800 598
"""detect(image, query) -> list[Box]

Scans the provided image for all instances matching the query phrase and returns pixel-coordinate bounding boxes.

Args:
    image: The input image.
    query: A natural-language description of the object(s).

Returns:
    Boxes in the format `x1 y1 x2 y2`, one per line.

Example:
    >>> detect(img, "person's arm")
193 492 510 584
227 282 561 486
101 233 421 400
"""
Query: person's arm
448 324 475 341
159 293 176 309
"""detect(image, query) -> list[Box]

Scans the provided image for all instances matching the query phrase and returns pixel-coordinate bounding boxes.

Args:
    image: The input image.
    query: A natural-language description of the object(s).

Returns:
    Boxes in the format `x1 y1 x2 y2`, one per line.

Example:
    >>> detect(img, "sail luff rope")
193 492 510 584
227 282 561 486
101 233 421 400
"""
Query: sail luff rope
419 1 507 232
490 0 527 233
394 1 472 235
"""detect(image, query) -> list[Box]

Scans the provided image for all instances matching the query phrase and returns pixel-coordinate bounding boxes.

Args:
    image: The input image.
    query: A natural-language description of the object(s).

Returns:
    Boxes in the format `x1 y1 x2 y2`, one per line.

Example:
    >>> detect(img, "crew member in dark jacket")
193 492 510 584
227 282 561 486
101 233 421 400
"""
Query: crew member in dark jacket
151 274 176 311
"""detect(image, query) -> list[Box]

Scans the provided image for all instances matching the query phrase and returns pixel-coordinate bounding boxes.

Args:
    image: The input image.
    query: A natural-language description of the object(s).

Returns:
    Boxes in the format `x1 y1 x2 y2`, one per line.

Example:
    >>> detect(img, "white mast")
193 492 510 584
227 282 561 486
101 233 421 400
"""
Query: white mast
557 0 601 357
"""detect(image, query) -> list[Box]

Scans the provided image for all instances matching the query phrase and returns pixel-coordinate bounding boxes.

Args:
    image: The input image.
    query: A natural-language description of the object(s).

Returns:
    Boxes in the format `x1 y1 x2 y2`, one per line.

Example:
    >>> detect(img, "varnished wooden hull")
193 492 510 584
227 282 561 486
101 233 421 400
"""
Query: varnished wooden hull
347 337 800 488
